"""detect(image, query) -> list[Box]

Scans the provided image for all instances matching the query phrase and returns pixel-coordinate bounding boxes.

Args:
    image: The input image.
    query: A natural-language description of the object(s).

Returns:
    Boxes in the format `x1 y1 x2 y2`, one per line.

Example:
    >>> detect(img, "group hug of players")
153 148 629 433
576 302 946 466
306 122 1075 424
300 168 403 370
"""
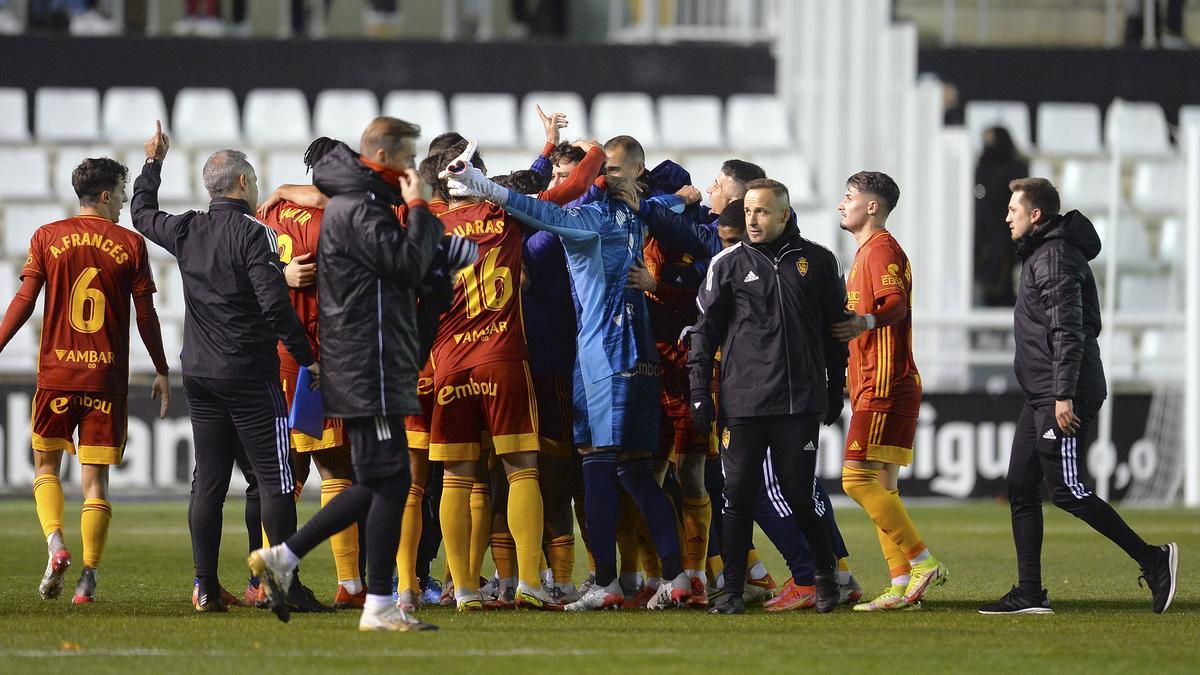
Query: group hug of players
4 102 1176 631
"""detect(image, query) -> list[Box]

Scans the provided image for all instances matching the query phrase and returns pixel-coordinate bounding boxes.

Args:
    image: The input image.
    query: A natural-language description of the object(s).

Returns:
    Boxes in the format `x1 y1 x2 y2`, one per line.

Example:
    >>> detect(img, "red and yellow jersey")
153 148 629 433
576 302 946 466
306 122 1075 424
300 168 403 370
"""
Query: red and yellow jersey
21 215 156 395
642 235 701 345
430 201 528 376
260 200 322 371
846 229 921 416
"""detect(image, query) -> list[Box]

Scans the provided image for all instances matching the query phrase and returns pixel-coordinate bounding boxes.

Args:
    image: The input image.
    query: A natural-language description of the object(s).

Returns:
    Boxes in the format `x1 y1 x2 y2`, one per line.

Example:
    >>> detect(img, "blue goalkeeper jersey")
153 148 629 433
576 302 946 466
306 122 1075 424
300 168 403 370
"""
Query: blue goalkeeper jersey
502 190 658 386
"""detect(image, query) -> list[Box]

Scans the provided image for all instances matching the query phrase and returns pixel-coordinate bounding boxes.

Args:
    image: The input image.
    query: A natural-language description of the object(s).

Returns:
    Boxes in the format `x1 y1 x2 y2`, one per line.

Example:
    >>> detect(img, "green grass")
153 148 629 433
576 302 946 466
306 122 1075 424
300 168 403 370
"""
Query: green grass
0 499 1196 673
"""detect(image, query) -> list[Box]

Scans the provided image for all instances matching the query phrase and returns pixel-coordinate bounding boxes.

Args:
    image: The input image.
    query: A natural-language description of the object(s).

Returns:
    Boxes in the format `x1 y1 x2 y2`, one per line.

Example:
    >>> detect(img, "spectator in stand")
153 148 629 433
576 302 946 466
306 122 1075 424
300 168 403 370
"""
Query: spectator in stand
1126 0 1189 48
176 0 246 37
973 126 1028 308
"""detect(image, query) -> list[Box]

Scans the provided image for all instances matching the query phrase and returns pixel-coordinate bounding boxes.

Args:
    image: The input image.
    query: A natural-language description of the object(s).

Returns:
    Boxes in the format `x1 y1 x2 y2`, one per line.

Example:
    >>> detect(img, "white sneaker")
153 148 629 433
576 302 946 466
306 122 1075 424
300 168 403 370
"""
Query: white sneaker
646 573 691 610
247 545 296 620
564 579 624 611
359 604 437 631
395 589 419 612
479 575 500 601
516 580 562 610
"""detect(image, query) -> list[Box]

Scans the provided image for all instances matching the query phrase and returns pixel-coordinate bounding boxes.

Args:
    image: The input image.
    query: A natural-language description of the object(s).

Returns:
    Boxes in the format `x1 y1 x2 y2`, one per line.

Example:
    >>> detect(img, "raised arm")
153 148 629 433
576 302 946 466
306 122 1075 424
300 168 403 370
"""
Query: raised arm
131 122 189 255
539 143 605 206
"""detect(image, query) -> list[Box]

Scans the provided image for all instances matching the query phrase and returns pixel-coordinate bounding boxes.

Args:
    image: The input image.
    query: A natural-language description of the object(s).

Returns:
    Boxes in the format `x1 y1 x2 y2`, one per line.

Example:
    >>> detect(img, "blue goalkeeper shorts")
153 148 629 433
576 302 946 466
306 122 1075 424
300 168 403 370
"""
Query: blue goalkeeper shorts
572 360 660 451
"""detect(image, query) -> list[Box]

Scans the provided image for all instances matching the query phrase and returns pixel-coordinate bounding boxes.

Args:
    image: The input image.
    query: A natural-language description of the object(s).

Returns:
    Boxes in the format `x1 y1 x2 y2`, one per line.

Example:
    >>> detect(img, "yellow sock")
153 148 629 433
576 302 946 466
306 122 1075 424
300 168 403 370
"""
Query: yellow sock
80 498 111 568
746 548 761 570
320 479 359 585
490 532 517 580
616 491 640 575
842 467 927 562
682 496 712 573
33 474 64 539
547 534 575 584
396 483 425 592
636 513 662 579
837 557 851 573
506 468 544 587
469 482 492 583
441 476 475 593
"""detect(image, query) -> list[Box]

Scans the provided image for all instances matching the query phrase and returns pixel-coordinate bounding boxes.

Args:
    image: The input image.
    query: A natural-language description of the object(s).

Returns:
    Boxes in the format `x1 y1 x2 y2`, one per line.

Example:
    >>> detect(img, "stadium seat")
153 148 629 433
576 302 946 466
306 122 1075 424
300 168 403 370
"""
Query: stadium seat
3 202 67 258
1139 329 1185 383
749 152 818 206
1107 330 1136 381
103 87 169 145
264 149 312 193
153 261 187 321
52 145 115 203
1158 217 1180 263
657 95 723 150
1117 273 1176 311
793 207 841 251
35 87 101 143
678 152 729 195
243 89 311 147
450 93 519 148
520 91 589 148
964 100 1033 155
1092 214 1153 267
0 260 38 371
0 146 52 200
725 94 792 151
1130 160 1185 217
1058 159 1114 212
121 148 192 202
1180 105 1200 136
482 150 538 177
1105 101 1171 157
382 90 449 156
1036 102 1102 155
172 88 240 147
1028 157 1056 185
313 89 380 145
591 92 658 149
0 88 30 142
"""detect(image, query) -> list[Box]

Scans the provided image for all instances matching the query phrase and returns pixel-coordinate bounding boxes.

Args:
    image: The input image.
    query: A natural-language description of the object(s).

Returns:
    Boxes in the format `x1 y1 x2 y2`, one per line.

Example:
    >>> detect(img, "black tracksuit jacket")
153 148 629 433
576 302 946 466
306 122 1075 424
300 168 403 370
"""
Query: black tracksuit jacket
1013 209 1107 404
686 217 848 419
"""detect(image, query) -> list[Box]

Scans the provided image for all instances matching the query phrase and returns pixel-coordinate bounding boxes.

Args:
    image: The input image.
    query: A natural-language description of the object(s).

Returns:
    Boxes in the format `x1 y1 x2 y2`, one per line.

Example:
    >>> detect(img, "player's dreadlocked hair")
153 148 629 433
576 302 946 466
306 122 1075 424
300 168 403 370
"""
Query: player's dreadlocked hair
303 137 350 173
492 169 549 195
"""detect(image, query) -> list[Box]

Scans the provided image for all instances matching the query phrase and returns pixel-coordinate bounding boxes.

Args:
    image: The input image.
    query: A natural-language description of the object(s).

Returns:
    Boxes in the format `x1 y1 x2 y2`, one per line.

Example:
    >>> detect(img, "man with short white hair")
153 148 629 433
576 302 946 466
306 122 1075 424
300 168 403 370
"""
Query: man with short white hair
131 122 319 613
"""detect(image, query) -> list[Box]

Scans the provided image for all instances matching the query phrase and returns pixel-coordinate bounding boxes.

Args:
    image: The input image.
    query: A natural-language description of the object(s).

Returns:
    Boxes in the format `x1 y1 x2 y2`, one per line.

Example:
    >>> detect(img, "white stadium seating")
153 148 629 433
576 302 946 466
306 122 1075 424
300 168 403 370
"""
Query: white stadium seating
0 87 30 142
173 88 241 146
313 89 380 145
52 145 115 202
657 95 723 150
3 202 67 258
243 88 311 146
35 87 101 143
451 93 519 148
382 90 449 156
592 92 658 148
121 148 192 202
964 100 1033 155
1036 102 1102 155
725 94 792 151
102 87 169 145
520 91 589 148
0 146 52 199
1105 101 1170 158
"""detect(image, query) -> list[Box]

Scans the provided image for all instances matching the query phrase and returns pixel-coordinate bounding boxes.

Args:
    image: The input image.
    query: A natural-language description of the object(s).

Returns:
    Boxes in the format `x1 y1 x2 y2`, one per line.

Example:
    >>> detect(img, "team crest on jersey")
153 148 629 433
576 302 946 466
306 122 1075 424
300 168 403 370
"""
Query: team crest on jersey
796 257 809 277
721 428 730 449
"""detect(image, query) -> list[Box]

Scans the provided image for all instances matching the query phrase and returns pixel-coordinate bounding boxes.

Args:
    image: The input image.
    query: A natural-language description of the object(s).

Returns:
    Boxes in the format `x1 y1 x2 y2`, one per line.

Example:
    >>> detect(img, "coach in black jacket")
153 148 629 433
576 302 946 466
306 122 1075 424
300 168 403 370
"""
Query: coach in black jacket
980 177 1177 616
250 117 448 630
132 123 316 611
687 178 848 614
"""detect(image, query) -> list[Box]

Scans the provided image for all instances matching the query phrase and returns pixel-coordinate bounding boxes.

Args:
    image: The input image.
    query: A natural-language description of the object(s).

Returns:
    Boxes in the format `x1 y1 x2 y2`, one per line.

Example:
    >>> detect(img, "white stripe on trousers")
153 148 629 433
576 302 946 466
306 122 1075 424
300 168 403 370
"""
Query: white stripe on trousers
265 381 293 495
375 415 392 442
762 451 792 517
1061 436 1091 499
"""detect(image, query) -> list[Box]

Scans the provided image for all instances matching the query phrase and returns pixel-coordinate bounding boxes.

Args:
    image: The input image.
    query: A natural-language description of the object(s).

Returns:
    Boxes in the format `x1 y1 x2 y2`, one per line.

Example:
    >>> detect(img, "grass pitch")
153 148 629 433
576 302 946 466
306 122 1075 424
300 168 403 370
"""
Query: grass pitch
0 499 1196 673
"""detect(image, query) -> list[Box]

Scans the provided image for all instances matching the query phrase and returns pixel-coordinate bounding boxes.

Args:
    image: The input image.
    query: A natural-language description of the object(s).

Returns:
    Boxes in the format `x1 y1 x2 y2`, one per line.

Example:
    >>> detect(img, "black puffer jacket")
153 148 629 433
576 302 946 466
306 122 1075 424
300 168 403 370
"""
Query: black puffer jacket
314 146 443 418
686 215 848 418
1013 210 1107 404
